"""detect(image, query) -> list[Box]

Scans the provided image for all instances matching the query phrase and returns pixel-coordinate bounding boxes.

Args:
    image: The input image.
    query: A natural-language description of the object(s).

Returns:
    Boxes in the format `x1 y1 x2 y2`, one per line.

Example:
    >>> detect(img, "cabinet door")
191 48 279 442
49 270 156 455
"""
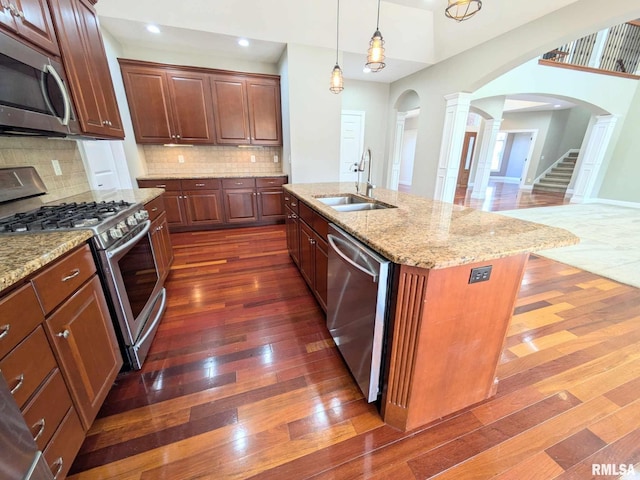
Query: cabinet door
11 0 60 55
299 220 315 288
0 4 16 32
44 275 122 430
120 65 174 143
223 188 257 223
285 206 300 266
150 213 173 281
211 76 250 145
184 190 224 225
257 188 284 220
49 0 123 138
166 71 216 144
247 78 282 145
314 236 328 312
163 191 188 227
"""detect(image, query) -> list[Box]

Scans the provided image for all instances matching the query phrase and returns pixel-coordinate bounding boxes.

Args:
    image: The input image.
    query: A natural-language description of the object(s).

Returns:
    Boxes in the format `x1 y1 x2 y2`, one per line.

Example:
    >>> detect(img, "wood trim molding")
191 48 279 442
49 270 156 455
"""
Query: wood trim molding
538 59 640 80
117 58 281 81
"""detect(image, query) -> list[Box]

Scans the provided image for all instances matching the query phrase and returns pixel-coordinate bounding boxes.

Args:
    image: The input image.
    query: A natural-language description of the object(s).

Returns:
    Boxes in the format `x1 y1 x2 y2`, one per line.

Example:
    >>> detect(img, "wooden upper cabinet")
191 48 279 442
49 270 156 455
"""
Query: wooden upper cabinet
49 0 124 139
247 78 282 145
211 75 250 145
120 62 216 145
120 65 174 143
0 0 60 55
166 70 216 144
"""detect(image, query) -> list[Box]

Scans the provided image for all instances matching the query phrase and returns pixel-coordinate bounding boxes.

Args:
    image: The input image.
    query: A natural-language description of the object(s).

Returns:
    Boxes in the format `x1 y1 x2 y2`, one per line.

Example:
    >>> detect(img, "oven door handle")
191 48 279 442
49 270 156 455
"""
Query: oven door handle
107 220 151 259
136 288 166 348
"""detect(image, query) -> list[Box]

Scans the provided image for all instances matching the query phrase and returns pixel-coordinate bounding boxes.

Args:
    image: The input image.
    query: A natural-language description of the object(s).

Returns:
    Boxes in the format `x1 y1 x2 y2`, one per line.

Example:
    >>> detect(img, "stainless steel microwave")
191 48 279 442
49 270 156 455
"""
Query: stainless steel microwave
0 29 79 137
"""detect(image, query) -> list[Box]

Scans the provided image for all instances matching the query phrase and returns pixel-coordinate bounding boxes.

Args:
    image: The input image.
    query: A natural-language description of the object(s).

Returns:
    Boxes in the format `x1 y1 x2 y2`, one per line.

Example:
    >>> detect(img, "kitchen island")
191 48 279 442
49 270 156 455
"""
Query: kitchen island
284 182 579 431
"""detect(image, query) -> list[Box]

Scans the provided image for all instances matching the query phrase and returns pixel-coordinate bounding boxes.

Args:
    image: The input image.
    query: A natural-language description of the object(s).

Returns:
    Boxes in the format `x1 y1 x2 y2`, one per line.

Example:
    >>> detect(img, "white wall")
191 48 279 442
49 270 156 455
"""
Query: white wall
399 130 417 186
500 112 551 184
285 44 341 183
101 30 147 183
341 80 390 186
386 0 640 199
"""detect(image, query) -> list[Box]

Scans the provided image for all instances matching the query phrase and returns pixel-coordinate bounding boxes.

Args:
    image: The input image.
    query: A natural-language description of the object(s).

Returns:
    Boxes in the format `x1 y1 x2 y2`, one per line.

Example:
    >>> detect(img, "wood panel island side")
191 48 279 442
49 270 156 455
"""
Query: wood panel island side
283 183 579 431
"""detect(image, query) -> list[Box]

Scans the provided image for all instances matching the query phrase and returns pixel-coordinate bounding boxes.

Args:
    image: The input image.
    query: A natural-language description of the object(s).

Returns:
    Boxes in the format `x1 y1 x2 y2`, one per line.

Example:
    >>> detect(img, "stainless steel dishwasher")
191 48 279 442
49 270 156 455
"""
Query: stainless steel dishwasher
327 224 392 402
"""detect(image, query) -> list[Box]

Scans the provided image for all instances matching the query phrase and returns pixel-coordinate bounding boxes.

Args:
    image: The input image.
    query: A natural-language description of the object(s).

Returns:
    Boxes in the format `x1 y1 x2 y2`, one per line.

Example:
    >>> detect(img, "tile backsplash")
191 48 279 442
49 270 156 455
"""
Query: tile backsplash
0 137 89 204
143 145 283 175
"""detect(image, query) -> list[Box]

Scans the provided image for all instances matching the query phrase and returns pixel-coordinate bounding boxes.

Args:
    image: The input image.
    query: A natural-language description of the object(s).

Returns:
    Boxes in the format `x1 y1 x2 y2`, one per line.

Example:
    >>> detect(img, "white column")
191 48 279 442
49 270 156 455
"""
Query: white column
589 29 609 69
388 112 408 190
570 114 618 204
471 119 502 199
434 92 471 203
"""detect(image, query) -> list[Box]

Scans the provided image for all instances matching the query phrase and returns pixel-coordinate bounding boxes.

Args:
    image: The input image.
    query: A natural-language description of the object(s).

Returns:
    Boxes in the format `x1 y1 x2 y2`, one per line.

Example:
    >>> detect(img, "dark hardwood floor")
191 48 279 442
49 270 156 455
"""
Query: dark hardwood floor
456 180 570 211
67 187 640 479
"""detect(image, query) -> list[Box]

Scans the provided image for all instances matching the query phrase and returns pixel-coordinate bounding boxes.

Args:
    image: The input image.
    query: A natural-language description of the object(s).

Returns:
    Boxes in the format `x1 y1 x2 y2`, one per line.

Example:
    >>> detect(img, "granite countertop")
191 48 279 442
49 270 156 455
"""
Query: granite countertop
0 188 164 294
138 173 288 180
0 230 94 293
285 183 579 269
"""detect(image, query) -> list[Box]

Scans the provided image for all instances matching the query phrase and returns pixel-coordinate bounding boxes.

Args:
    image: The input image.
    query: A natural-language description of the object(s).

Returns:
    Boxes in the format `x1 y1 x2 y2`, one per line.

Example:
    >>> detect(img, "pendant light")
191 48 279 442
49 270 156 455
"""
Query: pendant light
445 0 482 22
329 0 344 94
365 0 386 72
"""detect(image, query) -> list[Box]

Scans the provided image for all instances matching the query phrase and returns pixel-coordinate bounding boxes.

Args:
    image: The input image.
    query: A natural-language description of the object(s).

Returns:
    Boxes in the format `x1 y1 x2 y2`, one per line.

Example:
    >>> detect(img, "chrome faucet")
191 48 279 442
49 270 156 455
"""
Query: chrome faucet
355 148 375 197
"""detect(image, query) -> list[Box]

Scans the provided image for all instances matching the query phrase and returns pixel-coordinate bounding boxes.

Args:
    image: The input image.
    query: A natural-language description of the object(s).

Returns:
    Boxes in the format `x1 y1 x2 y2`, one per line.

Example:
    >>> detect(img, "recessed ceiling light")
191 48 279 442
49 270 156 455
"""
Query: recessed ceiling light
363 66 371 73
553 104 562 108
238 38 250 47
146 25 160 34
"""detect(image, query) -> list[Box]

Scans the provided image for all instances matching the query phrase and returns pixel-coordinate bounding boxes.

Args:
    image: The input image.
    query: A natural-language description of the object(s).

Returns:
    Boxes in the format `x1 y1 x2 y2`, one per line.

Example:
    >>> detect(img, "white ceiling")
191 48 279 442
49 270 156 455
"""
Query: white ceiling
97 0 583 83
503 94 577 113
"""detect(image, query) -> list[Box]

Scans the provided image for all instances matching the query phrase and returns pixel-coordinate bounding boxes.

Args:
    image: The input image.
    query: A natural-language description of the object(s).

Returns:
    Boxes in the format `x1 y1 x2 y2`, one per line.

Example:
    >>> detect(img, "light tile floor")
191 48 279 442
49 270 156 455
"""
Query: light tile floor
499 203 640 288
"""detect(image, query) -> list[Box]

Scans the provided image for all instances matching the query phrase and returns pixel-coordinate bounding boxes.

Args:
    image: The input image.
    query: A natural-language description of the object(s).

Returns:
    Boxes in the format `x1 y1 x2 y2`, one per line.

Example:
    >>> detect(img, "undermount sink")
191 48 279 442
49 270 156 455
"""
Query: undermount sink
315 194 396 212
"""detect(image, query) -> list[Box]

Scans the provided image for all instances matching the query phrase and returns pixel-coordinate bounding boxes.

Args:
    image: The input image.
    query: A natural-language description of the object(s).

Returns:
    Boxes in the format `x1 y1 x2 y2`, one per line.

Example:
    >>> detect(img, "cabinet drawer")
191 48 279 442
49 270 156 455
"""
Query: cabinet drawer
222 177 256 189
284 193 299 214
137 178 182 191
299 202 328 240
181 178 221 190
23 369 72 451
0 326 57 408
256 176 286 188
43 406 85 480
31 245 96 315
0 283 45 358
144 195 165 223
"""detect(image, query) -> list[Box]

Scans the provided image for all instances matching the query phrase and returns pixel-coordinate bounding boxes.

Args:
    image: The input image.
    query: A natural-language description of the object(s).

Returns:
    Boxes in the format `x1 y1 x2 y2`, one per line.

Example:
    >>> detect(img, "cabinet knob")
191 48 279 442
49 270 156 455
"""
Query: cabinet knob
56 329 70 340
176 135 181 139
0 324 9 339
253 192 257 196
61 269 80 282
291 202 297 207
310 239 316 245
151 207 159 212
32 418 46 442
10 374 24 394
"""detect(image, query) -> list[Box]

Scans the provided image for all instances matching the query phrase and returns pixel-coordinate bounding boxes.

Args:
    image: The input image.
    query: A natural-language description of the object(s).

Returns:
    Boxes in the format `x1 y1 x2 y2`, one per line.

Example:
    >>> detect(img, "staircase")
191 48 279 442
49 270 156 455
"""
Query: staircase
532 151 579 194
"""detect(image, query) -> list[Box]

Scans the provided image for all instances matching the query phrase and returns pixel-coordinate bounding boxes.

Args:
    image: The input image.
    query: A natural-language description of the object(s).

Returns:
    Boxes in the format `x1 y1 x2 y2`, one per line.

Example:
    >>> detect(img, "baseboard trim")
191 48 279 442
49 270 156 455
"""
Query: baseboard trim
590 198 640 209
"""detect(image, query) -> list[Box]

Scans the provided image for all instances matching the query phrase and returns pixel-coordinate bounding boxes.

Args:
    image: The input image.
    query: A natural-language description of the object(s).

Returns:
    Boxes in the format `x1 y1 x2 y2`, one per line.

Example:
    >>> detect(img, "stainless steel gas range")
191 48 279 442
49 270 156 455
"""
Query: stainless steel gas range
0 167 165 370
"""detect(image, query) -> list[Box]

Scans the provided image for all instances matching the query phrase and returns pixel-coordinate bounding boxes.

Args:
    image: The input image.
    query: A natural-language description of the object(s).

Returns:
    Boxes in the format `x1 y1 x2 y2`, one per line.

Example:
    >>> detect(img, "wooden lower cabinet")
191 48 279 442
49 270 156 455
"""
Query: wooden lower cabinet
294 202 328 312
150 212 174 282
0 243 122 479
285 205 300 266
44 275 122 431
138 176 286 231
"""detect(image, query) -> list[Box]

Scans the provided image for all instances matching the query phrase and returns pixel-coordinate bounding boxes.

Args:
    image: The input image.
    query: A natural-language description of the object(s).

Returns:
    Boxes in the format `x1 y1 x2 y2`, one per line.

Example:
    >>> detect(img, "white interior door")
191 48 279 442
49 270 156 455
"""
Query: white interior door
340 111 365 183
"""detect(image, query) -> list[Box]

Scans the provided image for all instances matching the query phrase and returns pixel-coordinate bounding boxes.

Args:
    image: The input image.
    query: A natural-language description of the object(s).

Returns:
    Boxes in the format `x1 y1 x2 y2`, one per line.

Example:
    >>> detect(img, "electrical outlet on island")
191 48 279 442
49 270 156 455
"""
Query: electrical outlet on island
51 159 62 176
178 155 185 163
274 155 279 163
250 155 256 163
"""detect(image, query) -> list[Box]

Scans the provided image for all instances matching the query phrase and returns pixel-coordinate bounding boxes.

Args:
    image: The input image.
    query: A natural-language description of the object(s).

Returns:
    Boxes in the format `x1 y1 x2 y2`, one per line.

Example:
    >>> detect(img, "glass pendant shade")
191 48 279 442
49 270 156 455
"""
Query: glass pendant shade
330 64 344 94
445 0 482 22
365 30 386 72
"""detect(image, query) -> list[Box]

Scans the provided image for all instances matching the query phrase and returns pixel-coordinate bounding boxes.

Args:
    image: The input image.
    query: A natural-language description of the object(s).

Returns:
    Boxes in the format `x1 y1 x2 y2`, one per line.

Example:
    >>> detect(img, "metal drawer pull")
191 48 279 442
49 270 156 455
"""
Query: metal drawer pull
151 207 158 212
291 202 297 207
284 196 289 201
10 374 24 394
51 457 64 480
234 182 244 185
195 183 205 187
32 418 46 442
0 324 9 339
61 269 80 282
156 184 166 188
268 181 275 184
57 330 70 339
